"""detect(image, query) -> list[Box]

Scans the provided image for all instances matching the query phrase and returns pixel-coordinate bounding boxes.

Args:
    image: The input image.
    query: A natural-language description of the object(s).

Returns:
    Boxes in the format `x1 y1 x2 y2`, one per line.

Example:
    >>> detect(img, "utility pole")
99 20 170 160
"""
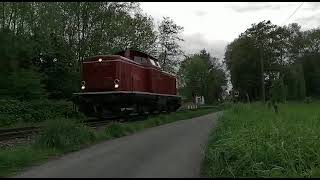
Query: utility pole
259 43 265 103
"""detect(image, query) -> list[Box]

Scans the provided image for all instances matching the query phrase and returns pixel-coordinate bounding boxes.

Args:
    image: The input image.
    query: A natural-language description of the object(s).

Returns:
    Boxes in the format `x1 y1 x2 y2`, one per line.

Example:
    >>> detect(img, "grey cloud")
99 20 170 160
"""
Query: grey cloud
295 13 320 28
225 2 282 12
180 33 231 89
194 10 207 17
180 33 229 60
303 2 320 11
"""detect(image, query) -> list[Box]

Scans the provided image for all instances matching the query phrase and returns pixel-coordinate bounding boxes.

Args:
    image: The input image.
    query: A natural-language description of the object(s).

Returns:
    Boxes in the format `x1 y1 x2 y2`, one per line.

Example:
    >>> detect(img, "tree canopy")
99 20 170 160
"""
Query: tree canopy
225 20 320 102
0 2 185 100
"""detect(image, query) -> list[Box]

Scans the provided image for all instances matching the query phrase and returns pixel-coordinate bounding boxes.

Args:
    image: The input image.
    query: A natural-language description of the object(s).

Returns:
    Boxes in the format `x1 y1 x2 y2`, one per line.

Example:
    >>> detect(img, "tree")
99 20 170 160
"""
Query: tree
224 20 319 102
225 36 261 101
157 17 184 74
0 2 163 100
178 49 227 104
270 77 286 103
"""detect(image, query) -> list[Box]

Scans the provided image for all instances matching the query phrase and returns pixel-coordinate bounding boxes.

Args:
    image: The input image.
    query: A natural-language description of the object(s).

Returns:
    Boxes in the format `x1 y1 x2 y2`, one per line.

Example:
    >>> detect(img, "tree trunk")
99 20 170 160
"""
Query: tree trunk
246 92 250 103
77 2 81 71
13 3 17 34
8 4 14 29
2 2 5 29
260 46 265 103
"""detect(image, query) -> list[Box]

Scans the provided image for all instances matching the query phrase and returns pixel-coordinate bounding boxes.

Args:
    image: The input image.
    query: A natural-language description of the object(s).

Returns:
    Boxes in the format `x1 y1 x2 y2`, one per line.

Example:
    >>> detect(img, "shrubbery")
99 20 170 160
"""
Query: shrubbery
105 123 127 138
35 118 96 151
0 99 85 126
5 69 46 101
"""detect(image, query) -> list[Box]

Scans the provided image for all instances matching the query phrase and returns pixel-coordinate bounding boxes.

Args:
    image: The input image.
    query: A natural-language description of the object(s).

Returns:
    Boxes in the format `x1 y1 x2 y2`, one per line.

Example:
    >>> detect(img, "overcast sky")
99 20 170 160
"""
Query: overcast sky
140 2 320 60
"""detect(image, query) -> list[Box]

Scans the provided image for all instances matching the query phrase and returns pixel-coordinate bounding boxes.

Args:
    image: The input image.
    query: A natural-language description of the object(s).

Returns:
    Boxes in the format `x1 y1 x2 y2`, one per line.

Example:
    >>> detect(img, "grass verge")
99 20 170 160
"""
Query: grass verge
201 102 320 178
0 107 220 177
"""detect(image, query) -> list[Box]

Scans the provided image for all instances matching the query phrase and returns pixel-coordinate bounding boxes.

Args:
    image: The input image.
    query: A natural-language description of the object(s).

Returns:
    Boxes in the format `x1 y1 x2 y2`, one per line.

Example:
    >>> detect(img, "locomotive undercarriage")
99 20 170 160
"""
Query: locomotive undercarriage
72 92 181 118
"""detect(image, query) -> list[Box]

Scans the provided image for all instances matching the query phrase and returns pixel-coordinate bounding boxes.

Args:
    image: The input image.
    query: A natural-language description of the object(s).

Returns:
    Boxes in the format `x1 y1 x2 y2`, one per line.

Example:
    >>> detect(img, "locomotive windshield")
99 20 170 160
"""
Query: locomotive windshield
151 59 161 68
156 61 161 68
134 56 147 64
150 59 156 66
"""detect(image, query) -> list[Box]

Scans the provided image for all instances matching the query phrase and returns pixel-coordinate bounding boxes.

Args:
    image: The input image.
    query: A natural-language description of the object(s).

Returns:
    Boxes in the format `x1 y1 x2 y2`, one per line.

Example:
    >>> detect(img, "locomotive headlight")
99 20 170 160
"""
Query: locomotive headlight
98 58 102 62
81 81 86 90
114 79 120 89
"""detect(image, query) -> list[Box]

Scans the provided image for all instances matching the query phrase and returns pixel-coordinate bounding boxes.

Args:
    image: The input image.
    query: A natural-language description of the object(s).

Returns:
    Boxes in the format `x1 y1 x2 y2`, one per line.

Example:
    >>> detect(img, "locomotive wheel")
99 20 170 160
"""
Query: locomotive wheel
168 105 175 113
137 105 145 115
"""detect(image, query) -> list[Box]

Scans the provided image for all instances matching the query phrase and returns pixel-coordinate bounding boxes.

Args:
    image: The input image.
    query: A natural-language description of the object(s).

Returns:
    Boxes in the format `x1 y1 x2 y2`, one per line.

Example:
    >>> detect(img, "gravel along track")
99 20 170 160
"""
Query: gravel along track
14 111 222 178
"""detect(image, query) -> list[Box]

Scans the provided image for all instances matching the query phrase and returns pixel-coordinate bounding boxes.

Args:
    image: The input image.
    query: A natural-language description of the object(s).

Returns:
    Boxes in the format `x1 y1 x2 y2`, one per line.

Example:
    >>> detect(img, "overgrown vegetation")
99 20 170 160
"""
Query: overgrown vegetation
0 99 85 127
0 108 220 177
35 118 96 151
202 103 320 178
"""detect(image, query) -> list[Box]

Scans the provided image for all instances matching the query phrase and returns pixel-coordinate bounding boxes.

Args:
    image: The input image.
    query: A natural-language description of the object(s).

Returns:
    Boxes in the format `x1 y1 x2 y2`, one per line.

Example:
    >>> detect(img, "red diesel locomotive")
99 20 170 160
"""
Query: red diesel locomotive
73 49 182 118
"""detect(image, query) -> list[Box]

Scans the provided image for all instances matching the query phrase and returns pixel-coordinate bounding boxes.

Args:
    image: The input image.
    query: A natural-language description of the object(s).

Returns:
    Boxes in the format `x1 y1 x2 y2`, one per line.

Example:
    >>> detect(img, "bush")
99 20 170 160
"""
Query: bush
105 123 126 138
5 69 46 101
270 78 286 103
219 102 233 109
35 118 96 151
0 99 85 126
304 97 312 104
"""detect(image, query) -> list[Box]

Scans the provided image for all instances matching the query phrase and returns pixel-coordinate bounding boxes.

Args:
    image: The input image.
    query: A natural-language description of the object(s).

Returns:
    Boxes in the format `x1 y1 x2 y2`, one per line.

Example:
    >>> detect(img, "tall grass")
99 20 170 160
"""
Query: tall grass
35 118 97 151
202 102 320 178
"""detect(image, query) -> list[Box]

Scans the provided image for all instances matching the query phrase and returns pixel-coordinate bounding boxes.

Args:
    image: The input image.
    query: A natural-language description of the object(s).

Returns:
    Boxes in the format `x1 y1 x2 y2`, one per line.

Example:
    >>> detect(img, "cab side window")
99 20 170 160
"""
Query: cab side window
150 59 156 66
156 61 161 68
141 57 147 64
134 56 142 63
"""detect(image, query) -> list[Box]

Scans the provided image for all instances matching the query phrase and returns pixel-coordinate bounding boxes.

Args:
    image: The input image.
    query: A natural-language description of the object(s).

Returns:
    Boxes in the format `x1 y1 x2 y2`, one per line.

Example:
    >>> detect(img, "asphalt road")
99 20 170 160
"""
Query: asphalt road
15 111 222 178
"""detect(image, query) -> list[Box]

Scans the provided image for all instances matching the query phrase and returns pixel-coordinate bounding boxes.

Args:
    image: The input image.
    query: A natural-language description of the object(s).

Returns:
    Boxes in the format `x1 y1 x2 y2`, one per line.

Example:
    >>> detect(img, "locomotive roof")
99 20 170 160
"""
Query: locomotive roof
114 49 159 61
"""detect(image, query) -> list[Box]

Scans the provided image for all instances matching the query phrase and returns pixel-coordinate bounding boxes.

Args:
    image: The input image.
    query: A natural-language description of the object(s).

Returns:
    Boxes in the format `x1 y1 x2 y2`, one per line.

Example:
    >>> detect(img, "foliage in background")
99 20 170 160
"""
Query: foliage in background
270 77 286 103
225 21 320 101
0 99 85 127
178 49 227 104
157 16 184 73
0 2 184 101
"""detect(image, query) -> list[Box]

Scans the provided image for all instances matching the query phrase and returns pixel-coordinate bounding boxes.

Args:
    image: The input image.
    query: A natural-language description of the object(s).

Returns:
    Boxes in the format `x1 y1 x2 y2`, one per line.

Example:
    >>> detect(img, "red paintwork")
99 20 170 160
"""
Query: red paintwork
81 50 177 95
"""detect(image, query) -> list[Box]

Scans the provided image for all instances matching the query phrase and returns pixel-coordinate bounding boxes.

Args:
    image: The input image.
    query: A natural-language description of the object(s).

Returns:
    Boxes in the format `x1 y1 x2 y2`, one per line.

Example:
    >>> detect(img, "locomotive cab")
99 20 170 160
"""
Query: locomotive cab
81 56 120 92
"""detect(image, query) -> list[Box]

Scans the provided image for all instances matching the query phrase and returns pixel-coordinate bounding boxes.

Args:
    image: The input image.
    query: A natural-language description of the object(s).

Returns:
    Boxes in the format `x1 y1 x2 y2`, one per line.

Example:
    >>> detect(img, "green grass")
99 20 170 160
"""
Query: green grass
202 102 320 178
35 118 97 151
0 107 220 177
0 146 60 177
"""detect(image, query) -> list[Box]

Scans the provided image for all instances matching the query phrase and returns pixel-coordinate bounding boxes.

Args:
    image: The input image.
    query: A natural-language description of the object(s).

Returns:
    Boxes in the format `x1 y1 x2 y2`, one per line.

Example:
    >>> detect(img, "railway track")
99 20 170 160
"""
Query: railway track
0 126 42 141
0 120 116 142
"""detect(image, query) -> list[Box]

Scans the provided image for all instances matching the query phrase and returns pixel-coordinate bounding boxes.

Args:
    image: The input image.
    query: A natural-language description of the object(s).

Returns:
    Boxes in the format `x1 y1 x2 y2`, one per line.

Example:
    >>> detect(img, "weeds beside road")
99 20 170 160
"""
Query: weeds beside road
202 102 320 178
